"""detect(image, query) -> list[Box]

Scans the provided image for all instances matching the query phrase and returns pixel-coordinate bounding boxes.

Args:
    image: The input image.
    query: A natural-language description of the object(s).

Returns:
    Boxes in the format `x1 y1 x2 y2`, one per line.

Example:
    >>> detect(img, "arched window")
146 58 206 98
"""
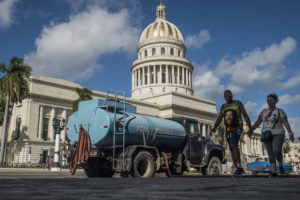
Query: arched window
161 47 165 55
178 50 181 57
152 48 156 56
170 48 174 56
145 50 147 57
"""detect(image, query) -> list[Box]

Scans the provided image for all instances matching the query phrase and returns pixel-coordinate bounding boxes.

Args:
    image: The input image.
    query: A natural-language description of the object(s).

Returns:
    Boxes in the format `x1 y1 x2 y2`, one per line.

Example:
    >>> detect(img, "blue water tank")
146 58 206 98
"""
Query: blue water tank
67 99 187 151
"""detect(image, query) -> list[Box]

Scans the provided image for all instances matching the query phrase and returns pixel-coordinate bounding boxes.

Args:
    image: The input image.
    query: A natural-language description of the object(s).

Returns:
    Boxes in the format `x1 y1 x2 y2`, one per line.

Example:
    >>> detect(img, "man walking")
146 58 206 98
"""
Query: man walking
211 90 252 177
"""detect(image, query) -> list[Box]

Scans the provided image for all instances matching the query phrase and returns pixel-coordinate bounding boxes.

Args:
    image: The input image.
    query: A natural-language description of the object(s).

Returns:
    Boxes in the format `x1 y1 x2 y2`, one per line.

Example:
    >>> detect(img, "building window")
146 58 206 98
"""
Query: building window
178 50 181 57
170 48 174 55
161 47 165 55
152 48 156 56
42 118 49 141
15 118 21 140
145 50 147 57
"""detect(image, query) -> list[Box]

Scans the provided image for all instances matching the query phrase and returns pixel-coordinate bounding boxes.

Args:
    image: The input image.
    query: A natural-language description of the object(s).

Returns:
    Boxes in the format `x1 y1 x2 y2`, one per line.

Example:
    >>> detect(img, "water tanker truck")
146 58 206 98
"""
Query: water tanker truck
66 98 225 177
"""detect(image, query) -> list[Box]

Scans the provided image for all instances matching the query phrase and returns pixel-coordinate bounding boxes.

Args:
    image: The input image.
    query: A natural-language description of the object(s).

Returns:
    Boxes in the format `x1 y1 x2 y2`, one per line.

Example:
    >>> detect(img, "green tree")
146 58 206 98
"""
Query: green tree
0 57 32 166
0 98 6 125
72 87 92 112
212 120 226 146
283 138 291 154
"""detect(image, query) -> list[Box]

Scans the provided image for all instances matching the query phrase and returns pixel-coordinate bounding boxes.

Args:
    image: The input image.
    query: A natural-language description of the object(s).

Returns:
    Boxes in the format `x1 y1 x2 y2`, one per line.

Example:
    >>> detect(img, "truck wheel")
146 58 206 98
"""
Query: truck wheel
83 158 114 177
251 171 258 175
205 156 222 176
131 151 155 178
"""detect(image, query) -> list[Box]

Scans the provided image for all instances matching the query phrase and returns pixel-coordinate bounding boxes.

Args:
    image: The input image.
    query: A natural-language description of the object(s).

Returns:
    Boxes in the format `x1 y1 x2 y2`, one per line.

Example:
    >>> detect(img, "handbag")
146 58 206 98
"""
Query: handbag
260 109 280 142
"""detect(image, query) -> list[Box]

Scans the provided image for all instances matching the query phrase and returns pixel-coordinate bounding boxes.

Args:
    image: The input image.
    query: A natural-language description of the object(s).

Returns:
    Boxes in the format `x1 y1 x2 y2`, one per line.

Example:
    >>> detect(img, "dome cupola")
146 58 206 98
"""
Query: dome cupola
131 2 194 99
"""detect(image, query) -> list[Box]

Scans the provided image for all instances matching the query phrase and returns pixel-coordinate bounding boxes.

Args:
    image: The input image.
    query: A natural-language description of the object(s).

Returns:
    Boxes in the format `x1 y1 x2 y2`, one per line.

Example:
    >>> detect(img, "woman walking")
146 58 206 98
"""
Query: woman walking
248 93 294 177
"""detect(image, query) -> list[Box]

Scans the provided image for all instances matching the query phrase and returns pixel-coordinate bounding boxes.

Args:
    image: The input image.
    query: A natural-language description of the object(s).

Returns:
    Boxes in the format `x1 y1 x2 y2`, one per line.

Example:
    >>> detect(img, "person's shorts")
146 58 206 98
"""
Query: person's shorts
226 128 242 150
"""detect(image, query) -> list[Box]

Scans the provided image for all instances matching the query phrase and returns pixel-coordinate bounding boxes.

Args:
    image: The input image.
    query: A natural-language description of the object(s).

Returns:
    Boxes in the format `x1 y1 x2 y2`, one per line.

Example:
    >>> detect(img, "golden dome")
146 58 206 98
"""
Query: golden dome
139 20 184 43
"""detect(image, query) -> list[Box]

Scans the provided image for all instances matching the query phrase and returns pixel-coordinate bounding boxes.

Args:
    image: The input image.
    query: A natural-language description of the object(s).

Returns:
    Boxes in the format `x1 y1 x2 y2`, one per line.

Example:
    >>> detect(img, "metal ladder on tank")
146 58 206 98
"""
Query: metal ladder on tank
104 90 127 171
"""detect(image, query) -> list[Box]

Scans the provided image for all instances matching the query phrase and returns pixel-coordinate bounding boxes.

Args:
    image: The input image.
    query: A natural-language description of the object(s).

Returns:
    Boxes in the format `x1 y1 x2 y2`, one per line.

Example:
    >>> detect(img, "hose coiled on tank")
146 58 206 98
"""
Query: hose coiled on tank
70 127 91 175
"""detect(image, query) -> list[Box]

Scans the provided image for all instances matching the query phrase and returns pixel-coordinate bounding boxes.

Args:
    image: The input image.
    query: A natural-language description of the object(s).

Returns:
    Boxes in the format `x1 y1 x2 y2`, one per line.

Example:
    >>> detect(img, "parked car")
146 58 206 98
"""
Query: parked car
247 156 292 175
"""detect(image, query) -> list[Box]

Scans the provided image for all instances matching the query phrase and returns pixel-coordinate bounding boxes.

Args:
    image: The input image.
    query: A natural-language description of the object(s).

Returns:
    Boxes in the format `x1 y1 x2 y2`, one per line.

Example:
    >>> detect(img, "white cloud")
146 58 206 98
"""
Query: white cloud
193 64 225 100
216 37 297 90
24 7 140 81
278 94 300 106
281 74 300 89
64 0 143 26
0 0 18 28
185 30 211 49
244 101 259 120
288 117 300 139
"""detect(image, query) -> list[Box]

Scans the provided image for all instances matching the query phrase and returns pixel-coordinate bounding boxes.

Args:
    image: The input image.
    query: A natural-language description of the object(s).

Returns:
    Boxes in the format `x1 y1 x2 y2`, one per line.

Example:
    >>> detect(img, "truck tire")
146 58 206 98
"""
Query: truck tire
84 158 114 177
251 171 258 175
131 151 155 178
205 156 222 176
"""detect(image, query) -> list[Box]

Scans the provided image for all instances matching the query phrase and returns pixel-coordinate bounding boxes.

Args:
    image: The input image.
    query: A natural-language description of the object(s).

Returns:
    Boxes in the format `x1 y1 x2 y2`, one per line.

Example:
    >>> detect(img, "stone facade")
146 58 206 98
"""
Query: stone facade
284 142 300 165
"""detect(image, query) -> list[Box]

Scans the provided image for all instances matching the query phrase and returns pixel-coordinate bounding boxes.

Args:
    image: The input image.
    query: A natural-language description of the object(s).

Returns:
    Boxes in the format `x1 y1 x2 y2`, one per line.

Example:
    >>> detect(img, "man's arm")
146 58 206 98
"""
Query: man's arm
211 106 224 133
238 101 252 129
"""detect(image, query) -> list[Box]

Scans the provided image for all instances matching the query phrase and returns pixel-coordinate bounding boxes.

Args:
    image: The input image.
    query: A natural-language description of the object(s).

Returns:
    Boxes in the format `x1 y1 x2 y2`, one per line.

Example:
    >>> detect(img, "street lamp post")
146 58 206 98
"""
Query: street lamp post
51 118 65 172
28 146 31 167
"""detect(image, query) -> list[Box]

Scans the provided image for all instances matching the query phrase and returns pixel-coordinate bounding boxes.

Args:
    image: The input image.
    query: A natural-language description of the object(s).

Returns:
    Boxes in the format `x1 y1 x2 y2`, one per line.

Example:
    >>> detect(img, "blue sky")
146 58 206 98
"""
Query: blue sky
1 0 300 139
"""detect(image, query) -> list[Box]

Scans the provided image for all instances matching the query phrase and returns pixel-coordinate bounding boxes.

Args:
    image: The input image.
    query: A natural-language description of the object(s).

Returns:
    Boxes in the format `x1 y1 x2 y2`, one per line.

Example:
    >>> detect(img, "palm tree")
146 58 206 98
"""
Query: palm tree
72 87 92 112
0 57 32 166
0 98 7 126
212 121 226 146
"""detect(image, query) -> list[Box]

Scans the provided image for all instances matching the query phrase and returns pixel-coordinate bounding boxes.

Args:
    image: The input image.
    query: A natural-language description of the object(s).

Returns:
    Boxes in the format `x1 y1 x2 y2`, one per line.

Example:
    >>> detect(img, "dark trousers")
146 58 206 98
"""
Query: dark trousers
264 134 285 164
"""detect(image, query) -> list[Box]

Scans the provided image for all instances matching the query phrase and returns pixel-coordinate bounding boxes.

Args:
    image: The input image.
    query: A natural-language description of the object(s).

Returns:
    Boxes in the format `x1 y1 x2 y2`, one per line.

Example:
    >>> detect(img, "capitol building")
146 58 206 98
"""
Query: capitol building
0 3 263 169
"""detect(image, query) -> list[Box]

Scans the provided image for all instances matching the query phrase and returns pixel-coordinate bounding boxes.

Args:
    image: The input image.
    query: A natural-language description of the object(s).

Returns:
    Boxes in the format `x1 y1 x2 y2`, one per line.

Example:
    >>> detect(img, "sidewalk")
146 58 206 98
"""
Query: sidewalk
0 167 84 173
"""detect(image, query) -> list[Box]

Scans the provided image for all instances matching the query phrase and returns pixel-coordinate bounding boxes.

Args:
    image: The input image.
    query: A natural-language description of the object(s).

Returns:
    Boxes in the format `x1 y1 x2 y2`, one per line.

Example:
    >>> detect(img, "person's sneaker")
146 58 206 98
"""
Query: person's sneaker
269 172 278 178
279 166 285 175
233 167 245 177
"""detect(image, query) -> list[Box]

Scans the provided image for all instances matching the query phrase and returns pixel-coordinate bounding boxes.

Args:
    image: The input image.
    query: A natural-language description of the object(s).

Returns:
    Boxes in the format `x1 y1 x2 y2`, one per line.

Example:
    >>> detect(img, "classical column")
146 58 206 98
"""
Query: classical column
132 70 134 89
159 65 162 83
166 65 169 83
139 68 142 86
38 106 44 140
202 123 206 137
172 66 175 84
147 66 150 85
61 109 67 142
141 66 145 85
136 69 139 87
190 70 193 88
177 66 180 85
49 108 56 141
154 65 157 84
134 69 137 87
189 70 192 87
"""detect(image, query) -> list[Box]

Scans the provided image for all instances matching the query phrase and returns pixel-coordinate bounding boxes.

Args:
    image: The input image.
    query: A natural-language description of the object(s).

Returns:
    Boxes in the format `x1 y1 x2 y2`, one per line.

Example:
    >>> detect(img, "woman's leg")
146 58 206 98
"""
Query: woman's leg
264 139 276 172
272 134 285 167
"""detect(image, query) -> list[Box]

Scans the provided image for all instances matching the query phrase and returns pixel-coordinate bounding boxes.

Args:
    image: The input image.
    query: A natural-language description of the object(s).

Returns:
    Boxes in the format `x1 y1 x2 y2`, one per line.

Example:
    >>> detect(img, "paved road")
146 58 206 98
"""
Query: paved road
0 169 299 200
